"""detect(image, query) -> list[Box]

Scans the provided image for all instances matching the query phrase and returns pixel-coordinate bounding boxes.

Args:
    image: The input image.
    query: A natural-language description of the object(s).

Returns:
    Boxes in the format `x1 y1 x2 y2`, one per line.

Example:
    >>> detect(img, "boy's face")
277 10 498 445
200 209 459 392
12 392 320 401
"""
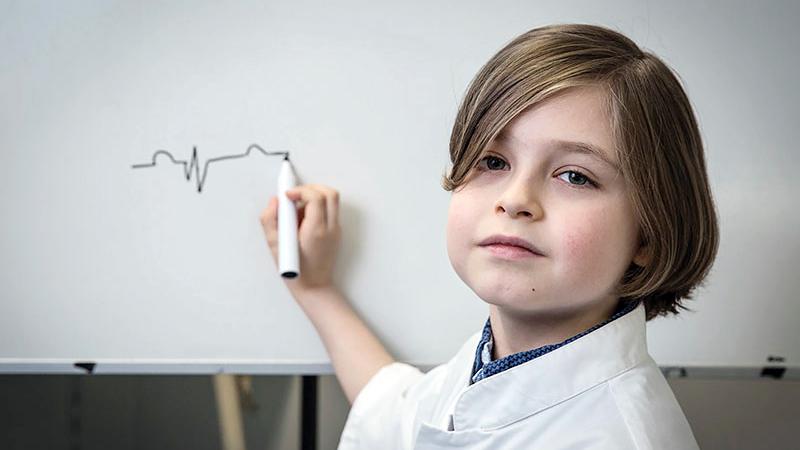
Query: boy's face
446 85 648 319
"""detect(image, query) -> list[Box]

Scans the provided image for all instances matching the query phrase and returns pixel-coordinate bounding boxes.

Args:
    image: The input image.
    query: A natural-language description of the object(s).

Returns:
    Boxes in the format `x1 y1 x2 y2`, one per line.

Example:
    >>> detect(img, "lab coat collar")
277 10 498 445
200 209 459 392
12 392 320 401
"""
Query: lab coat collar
451 301 650 431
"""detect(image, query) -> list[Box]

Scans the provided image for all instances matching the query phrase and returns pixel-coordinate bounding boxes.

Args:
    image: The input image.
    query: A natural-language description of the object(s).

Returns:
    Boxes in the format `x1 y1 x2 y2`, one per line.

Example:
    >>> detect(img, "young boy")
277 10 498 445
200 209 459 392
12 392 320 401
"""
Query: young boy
261 23 718 449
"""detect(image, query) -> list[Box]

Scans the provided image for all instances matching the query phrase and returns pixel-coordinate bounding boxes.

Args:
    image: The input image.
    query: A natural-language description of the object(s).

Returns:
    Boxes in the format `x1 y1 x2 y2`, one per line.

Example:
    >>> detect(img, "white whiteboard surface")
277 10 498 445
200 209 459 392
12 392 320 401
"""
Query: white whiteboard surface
1 0 798 376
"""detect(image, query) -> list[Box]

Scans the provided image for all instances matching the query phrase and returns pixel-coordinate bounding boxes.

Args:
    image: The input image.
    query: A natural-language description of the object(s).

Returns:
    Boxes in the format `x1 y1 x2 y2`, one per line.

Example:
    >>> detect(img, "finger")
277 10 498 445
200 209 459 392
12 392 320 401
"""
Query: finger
296 200 305 225
286 185 327 230
259 196 278 248
308 184 340 232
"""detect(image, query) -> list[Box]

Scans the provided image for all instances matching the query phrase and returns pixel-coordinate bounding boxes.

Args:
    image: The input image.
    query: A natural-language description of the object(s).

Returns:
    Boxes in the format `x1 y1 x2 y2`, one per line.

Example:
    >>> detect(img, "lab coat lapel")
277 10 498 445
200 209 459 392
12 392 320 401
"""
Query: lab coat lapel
451 302 649 431
421 329 483 430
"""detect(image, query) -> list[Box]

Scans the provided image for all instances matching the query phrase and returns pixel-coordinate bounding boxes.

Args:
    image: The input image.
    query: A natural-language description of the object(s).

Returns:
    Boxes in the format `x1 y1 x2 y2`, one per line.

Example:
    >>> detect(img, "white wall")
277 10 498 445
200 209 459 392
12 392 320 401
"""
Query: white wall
3 0 799 372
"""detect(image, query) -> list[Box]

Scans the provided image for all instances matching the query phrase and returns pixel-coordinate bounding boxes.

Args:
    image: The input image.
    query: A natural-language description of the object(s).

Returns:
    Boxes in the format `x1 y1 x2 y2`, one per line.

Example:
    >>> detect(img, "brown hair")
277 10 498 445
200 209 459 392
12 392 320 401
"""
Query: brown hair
441 23 719 321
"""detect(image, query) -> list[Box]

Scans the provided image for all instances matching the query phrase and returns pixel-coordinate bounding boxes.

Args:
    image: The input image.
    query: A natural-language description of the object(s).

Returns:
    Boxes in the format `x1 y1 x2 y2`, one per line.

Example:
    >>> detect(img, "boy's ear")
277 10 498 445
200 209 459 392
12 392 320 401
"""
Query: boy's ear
632 241 651 267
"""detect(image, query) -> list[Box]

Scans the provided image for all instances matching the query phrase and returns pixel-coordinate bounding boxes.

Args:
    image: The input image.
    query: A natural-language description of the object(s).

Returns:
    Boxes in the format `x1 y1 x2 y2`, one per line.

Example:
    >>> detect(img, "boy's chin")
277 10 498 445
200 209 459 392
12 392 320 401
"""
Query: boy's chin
472 286 543 314
476 290 589 320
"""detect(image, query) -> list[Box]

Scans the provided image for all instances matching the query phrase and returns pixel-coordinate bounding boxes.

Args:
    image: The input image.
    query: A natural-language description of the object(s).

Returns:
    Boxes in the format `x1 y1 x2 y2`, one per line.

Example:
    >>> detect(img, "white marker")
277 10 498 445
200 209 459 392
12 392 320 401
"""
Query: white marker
277 155 299 278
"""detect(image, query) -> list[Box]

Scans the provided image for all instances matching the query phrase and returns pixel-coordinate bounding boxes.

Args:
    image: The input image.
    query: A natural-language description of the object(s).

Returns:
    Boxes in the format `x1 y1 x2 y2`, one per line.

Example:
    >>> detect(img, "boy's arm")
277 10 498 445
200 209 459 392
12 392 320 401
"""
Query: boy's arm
259 184 395 405
293 285 395 405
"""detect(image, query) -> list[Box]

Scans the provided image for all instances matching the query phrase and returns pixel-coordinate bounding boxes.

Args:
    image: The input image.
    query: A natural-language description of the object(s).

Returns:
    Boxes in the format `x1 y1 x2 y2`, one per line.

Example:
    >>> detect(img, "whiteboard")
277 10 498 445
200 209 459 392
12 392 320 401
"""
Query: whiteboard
1 0 798 376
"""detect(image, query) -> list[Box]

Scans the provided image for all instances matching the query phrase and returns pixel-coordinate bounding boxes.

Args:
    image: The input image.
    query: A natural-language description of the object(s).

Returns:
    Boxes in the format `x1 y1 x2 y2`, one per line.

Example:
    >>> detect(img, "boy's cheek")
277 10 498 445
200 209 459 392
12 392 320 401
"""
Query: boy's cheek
446 197 476 244
556 218 631 291
445 211 471 274
556 221 610 276
554 200 617 256
446 196 497 287
562 227 595 262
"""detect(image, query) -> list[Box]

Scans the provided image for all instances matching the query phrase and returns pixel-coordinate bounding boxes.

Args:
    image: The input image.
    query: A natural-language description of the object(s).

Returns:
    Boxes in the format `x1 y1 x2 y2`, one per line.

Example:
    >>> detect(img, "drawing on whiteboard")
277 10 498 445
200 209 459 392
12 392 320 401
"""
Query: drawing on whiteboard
131 144 289 192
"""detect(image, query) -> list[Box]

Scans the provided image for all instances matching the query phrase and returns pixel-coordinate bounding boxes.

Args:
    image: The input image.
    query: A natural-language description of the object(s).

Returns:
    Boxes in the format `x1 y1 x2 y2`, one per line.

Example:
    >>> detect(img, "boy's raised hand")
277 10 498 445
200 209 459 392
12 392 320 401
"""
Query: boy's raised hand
260 184 342 297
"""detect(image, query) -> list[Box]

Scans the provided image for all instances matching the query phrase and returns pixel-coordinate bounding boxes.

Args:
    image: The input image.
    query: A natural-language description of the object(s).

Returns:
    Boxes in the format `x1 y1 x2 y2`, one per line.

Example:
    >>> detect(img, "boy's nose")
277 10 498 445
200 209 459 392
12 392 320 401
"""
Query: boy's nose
494 185 544 220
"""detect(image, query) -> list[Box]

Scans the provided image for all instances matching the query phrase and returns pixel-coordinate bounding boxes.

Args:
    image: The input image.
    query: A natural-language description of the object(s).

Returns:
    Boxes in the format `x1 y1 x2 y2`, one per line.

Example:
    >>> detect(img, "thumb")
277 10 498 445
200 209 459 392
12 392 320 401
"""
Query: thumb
261 196 279 240
285 189 305 207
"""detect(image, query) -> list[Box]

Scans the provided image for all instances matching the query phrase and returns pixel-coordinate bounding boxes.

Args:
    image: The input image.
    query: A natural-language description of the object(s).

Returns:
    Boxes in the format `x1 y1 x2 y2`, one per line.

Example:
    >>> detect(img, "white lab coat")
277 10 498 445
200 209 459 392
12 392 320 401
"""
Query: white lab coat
337 302 699 449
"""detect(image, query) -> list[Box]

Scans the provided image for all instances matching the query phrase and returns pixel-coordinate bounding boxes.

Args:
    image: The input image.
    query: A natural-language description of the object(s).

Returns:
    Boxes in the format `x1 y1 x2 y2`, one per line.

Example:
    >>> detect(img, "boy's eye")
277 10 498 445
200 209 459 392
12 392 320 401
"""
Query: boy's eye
556 170 593 187
475 155 596 188
475 155 508 171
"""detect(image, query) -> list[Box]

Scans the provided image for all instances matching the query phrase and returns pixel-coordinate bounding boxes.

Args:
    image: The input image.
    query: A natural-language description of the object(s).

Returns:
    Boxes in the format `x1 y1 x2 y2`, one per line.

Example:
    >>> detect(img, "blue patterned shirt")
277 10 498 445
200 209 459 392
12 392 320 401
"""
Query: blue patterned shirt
470 300 640 384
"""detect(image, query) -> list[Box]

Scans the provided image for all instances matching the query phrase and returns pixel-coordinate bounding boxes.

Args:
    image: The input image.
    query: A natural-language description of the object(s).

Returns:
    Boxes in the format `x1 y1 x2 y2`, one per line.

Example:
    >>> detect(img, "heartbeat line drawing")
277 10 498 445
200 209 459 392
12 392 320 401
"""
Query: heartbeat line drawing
131 144 289 193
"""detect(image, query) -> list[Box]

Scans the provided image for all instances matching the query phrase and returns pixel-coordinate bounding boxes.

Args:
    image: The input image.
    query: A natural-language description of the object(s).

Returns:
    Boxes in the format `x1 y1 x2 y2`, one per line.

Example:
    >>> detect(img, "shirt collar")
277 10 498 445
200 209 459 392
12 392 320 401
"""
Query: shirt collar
452 301 650 430
470 300 639 384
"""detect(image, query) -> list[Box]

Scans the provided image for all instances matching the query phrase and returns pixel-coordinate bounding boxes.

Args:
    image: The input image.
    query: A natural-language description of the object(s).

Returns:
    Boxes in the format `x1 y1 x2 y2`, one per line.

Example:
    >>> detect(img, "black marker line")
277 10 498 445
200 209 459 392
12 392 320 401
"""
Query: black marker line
131 144 289 193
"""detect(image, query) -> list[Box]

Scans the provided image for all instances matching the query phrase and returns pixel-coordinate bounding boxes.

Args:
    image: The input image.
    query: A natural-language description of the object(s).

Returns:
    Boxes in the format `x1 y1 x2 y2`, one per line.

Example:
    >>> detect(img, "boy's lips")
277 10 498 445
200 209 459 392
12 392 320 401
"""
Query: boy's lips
478 234 545 256
481 243 542 260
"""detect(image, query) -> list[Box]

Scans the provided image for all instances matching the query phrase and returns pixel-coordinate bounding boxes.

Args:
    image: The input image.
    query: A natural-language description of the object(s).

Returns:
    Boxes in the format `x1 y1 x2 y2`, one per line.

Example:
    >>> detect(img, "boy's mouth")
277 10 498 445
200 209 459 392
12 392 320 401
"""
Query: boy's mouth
478 234 545 256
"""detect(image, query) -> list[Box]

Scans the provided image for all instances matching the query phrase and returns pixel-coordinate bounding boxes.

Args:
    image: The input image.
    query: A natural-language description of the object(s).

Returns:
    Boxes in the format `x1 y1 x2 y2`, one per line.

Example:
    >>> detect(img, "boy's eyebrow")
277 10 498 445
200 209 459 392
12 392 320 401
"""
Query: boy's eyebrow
495 132 620 172
549 139 620 172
